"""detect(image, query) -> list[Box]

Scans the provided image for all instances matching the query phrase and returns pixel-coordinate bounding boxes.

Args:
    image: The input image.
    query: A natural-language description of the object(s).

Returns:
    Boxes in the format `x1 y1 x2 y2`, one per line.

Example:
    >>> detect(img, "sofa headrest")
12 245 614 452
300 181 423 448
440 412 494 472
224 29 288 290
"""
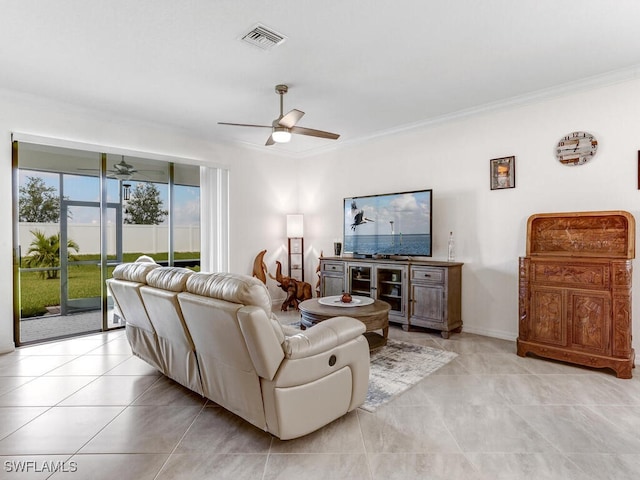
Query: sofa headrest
186 272 272 315
112 262 160 283
146 266 194 292
135 255 157 263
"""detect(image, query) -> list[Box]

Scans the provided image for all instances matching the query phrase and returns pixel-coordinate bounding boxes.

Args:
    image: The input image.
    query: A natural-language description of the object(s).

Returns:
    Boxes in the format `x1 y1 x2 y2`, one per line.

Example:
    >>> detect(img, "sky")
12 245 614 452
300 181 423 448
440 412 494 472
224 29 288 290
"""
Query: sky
19 170 200 226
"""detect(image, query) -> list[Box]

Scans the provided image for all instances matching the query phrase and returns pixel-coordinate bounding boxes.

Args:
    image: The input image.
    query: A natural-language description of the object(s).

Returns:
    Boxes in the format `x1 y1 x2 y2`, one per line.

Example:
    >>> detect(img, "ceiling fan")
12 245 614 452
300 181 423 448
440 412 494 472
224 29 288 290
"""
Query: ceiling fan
110 159 137 180
218 84 340 146
77 156 149 180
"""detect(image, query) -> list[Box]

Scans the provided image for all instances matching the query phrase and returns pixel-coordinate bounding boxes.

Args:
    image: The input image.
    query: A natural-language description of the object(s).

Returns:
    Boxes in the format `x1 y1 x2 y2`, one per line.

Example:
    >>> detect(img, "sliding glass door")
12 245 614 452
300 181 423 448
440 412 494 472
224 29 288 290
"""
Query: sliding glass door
12 141 201 345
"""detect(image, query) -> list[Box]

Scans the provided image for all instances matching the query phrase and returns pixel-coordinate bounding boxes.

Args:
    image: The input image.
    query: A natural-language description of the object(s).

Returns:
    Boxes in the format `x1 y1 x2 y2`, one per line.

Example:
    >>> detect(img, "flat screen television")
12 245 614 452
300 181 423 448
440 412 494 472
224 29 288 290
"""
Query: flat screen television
343 189 432 257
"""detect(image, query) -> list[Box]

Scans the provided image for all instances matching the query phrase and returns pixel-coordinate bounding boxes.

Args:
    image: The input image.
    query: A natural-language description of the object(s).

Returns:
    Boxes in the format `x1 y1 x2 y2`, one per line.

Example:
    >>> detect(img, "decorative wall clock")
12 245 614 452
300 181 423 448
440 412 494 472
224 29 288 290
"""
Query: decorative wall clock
555 131 598 166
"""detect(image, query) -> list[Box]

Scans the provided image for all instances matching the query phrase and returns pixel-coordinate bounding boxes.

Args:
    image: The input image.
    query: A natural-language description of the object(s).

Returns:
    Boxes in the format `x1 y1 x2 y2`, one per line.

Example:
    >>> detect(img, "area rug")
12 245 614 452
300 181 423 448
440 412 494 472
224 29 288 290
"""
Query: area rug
361 339 458 412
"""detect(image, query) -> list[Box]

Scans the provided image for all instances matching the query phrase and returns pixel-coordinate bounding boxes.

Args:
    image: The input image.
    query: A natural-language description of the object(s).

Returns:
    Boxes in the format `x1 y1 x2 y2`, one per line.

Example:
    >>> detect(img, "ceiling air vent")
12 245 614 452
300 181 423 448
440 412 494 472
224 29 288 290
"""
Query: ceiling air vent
240 24 287 50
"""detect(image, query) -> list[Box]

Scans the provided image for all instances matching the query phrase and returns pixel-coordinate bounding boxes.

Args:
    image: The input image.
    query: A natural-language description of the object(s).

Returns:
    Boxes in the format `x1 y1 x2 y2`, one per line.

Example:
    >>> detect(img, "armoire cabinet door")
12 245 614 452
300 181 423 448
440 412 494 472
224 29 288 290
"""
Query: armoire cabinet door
529 286 567 347
568 290 611 355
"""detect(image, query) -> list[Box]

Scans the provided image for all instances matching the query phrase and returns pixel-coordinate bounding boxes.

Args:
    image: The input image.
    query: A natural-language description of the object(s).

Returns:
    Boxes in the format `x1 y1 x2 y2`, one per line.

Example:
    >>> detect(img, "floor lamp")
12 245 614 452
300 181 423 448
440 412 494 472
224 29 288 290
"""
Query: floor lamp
286 214 304 281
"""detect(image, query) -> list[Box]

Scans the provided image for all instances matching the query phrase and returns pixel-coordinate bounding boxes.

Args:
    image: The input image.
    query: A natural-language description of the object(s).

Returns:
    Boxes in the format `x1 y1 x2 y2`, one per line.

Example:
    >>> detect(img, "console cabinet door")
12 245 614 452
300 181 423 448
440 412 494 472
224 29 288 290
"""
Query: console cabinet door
319 261 346 297
410 283 444 326
408 265 462 338
321 274 345 297
375 264 408 325
347 263 374 297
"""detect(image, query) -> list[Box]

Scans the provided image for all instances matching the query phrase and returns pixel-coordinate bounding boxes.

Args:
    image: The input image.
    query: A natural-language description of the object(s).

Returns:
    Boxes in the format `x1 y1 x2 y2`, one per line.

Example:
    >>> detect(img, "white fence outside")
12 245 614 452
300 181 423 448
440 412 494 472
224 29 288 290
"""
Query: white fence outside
19 223 200 255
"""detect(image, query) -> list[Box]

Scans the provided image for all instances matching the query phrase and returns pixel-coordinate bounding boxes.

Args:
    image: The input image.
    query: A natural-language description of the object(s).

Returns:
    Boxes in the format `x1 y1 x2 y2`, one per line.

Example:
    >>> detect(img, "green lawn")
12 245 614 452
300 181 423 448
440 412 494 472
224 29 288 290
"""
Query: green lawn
19 252 200 318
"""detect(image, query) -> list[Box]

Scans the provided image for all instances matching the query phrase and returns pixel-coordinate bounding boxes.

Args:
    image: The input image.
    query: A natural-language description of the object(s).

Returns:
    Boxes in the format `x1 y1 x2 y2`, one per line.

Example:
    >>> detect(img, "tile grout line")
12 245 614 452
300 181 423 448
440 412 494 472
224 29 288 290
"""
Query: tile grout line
355 409 375 480
151 401 209 480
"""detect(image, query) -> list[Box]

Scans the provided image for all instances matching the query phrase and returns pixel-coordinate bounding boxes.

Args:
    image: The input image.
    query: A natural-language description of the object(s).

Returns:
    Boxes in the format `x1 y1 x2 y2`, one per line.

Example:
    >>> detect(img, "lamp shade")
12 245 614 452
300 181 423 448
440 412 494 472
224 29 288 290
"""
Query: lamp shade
286 214 304 237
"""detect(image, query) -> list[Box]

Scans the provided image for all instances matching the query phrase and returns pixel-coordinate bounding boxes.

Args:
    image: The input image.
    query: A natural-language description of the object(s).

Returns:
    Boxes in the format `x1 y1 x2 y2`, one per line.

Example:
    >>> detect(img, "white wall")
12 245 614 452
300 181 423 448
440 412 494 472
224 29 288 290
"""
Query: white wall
226 146 300 301
300 77 640 347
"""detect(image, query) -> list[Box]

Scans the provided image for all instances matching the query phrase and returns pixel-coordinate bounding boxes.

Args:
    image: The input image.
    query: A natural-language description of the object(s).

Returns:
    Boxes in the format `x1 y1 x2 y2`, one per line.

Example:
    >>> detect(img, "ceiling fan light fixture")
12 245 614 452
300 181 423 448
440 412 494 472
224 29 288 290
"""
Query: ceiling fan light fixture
272 127 291 143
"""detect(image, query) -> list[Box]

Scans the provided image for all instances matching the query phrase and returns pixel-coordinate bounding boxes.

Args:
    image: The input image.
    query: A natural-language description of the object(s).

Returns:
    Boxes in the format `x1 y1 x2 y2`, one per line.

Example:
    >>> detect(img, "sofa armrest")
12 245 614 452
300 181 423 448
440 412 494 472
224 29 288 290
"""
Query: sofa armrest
262 324 370 436
283 316 365 359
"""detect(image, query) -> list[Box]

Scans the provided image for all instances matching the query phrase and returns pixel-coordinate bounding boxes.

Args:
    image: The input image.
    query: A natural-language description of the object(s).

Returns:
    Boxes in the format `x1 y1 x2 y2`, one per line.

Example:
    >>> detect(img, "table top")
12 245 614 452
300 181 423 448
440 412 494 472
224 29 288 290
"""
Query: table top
299 297 391 318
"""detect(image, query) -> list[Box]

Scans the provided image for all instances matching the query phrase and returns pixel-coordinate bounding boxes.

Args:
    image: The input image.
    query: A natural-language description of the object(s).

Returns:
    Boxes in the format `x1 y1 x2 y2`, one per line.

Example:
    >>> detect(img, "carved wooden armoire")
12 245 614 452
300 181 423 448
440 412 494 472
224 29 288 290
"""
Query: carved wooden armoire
517 211 635 378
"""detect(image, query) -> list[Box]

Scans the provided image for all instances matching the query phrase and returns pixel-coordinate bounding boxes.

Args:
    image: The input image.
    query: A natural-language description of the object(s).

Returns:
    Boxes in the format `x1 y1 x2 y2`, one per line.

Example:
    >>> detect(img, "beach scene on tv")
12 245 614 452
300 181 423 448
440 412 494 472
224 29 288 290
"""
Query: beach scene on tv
343 190 432 256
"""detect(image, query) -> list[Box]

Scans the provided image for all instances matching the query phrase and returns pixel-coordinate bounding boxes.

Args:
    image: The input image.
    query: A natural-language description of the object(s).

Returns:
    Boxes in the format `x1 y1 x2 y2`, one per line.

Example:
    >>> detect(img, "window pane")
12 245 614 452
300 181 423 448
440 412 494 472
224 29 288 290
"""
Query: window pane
174 183 201 264
64 174 100 202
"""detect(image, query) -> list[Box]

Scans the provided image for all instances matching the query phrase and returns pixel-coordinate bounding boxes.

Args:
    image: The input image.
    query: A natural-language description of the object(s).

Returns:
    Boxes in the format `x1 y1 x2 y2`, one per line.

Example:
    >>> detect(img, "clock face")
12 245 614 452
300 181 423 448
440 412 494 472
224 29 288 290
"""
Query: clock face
556 131 598 166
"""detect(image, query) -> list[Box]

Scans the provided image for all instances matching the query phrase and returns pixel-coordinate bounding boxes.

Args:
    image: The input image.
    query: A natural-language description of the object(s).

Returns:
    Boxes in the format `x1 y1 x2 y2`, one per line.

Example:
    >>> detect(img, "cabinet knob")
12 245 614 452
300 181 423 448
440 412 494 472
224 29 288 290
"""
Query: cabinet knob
424 274 431 277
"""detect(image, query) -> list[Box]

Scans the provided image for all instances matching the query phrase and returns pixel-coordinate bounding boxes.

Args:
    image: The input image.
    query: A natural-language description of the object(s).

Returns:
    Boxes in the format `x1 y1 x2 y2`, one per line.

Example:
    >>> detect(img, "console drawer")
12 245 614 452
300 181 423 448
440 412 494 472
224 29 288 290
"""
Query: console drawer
322 262 344 273
411 267 444 284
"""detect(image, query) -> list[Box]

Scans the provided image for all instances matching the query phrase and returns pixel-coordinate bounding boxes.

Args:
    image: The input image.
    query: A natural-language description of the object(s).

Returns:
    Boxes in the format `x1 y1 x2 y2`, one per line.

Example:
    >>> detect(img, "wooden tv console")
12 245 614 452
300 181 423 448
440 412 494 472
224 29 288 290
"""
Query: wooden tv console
319 256 463 338
517 211 635 378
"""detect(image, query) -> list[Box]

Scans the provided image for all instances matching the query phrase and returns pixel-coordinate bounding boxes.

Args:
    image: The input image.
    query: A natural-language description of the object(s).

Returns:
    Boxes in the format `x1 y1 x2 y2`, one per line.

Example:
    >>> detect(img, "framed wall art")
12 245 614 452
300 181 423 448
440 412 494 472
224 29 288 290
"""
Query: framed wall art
490 156 515 190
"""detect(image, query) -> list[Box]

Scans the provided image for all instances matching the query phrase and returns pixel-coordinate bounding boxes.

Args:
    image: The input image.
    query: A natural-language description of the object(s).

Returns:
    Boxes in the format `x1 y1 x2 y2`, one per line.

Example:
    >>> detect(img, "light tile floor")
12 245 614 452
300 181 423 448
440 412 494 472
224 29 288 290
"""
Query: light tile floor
1 311 640 479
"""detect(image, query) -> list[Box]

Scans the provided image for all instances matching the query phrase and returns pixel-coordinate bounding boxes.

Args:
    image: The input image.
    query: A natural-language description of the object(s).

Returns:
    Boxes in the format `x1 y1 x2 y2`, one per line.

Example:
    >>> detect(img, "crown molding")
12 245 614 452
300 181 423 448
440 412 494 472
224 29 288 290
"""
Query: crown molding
295 64 640 158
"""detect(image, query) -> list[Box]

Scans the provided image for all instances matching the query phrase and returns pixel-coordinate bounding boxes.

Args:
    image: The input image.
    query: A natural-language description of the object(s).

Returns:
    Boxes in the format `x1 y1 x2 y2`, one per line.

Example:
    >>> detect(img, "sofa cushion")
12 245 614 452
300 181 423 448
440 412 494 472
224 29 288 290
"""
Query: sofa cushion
146 266 194 292
185 272 272 316
112 262 160 283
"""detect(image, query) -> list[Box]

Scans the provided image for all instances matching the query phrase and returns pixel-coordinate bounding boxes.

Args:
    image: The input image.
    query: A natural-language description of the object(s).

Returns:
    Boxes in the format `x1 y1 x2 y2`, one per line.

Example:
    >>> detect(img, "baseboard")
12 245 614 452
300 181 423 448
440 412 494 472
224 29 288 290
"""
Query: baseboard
462 325 517 342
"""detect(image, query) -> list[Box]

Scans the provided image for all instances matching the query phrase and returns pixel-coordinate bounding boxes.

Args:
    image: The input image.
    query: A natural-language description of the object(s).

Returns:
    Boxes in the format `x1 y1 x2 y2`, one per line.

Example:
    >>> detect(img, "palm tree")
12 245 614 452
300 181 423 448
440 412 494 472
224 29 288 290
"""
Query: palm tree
23 229 80 279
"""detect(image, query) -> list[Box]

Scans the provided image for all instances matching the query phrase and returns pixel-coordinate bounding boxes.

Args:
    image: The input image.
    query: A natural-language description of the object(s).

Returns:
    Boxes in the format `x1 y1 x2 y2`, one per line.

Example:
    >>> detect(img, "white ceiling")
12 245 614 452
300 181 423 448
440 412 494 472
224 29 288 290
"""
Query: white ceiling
3 0 640 156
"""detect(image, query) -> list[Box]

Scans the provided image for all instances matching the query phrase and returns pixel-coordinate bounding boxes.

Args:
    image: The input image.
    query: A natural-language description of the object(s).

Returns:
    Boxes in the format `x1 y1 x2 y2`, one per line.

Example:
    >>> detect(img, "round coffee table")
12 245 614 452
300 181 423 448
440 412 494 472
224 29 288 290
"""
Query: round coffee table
298 297 391 350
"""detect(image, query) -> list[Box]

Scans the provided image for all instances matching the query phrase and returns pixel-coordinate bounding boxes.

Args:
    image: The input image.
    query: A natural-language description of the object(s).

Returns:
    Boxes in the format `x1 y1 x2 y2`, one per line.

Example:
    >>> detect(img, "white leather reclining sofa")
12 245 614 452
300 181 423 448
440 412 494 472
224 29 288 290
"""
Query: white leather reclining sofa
106 257 370 440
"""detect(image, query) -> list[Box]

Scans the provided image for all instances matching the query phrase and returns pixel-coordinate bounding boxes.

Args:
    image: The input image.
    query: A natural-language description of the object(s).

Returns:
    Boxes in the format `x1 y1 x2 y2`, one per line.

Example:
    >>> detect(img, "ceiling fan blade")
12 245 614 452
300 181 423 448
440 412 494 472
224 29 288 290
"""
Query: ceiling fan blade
290 126 340 140
278 109 305 128
265 135 275 146
218 122 273 129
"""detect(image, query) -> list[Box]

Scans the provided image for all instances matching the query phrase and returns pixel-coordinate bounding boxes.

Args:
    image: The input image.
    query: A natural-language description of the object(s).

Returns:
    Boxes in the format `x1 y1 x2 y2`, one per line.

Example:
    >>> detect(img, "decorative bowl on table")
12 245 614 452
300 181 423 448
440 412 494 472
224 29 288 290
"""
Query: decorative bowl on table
318 295 375 307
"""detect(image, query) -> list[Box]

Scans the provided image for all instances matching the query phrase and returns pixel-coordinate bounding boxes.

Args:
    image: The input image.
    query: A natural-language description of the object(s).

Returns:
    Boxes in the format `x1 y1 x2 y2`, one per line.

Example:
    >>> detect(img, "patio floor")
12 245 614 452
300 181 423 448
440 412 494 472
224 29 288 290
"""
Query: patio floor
19 310 123 344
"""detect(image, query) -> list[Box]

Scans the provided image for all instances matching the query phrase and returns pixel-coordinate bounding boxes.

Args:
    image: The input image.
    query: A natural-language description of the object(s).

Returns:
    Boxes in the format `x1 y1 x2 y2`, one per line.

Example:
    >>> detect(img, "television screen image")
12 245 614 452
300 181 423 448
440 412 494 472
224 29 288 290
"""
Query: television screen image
343 189 432 256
